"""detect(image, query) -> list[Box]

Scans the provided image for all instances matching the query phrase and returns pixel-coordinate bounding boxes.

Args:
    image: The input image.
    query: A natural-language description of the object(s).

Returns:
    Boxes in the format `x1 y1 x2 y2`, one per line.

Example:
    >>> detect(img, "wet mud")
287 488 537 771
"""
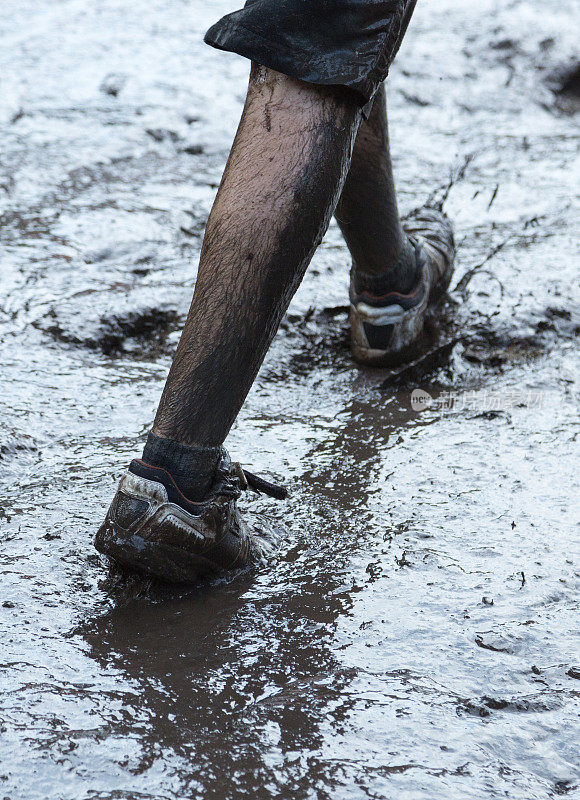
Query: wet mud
1 1 579 798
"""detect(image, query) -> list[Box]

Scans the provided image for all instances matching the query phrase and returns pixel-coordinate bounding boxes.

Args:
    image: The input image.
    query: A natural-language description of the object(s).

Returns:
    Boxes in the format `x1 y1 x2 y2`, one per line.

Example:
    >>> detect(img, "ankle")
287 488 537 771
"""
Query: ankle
134 431 223 503
352 236 418 297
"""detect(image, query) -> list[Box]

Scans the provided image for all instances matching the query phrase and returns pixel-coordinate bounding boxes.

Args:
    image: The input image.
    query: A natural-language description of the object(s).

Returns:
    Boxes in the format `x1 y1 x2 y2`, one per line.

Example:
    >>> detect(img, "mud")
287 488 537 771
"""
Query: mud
0 1 579 798
34 300 180 355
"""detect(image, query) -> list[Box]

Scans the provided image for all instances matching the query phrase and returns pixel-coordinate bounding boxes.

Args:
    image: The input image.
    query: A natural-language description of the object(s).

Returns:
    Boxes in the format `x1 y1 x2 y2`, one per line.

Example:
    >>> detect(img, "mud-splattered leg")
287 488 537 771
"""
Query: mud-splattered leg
335 82 417 295
145 66 362 497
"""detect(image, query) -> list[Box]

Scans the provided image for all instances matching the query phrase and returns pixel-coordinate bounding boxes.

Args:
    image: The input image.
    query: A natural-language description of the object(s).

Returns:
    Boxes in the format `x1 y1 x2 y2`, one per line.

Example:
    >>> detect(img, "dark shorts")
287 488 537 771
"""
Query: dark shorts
205 0 417 114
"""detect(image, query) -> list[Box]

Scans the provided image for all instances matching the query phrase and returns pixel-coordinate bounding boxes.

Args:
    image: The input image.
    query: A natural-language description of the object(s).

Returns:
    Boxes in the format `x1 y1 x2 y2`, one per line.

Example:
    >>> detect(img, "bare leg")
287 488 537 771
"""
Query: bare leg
145 66 362 496
95 0 452 579
334 82 417 295
340 79 456 369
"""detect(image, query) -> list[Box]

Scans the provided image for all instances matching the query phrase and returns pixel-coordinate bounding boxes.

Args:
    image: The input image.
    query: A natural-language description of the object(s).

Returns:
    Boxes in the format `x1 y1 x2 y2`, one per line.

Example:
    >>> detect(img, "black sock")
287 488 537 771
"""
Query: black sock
352 237 419 297
131 431 223 503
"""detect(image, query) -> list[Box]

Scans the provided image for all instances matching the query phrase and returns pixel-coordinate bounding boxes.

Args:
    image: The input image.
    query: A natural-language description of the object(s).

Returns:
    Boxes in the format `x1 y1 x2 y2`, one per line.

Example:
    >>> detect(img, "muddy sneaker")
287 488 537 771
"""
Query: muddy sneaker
94 451 287 583
350 206 455 367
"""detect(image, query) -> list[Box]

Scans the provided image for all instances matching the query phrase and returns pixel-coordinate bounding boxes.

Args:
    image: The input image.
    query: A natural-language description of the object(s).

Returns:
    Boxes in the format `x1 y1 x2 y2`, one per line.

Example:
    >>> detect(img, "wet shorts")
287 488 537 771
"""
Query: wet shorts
205 0 417 114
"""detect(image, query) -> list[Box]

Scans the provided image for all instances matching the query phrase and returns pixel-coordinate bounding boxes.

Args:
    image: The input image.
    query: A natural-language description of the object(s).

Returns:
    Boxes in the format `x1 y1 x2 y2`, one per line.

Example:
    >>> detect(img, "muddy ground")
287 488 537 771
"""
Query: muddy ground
1 1 579 798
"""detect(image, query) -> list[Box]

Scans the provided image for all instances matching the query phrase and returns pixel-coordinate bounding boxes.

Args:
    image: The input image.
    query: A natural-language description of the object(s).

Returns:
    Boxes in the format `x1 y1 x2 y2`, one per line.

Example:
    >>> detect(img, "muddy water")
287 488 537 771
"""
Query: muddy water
1 1 579 798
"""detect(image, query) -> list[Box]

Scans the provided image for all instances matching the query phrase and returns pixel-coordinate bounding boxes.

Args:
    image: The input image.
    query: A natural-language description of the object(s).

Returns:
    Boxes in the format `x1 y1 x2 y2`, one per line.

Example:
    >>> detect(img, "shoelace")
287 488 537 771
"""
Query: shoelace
215 459 288 501
232 463 289 500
